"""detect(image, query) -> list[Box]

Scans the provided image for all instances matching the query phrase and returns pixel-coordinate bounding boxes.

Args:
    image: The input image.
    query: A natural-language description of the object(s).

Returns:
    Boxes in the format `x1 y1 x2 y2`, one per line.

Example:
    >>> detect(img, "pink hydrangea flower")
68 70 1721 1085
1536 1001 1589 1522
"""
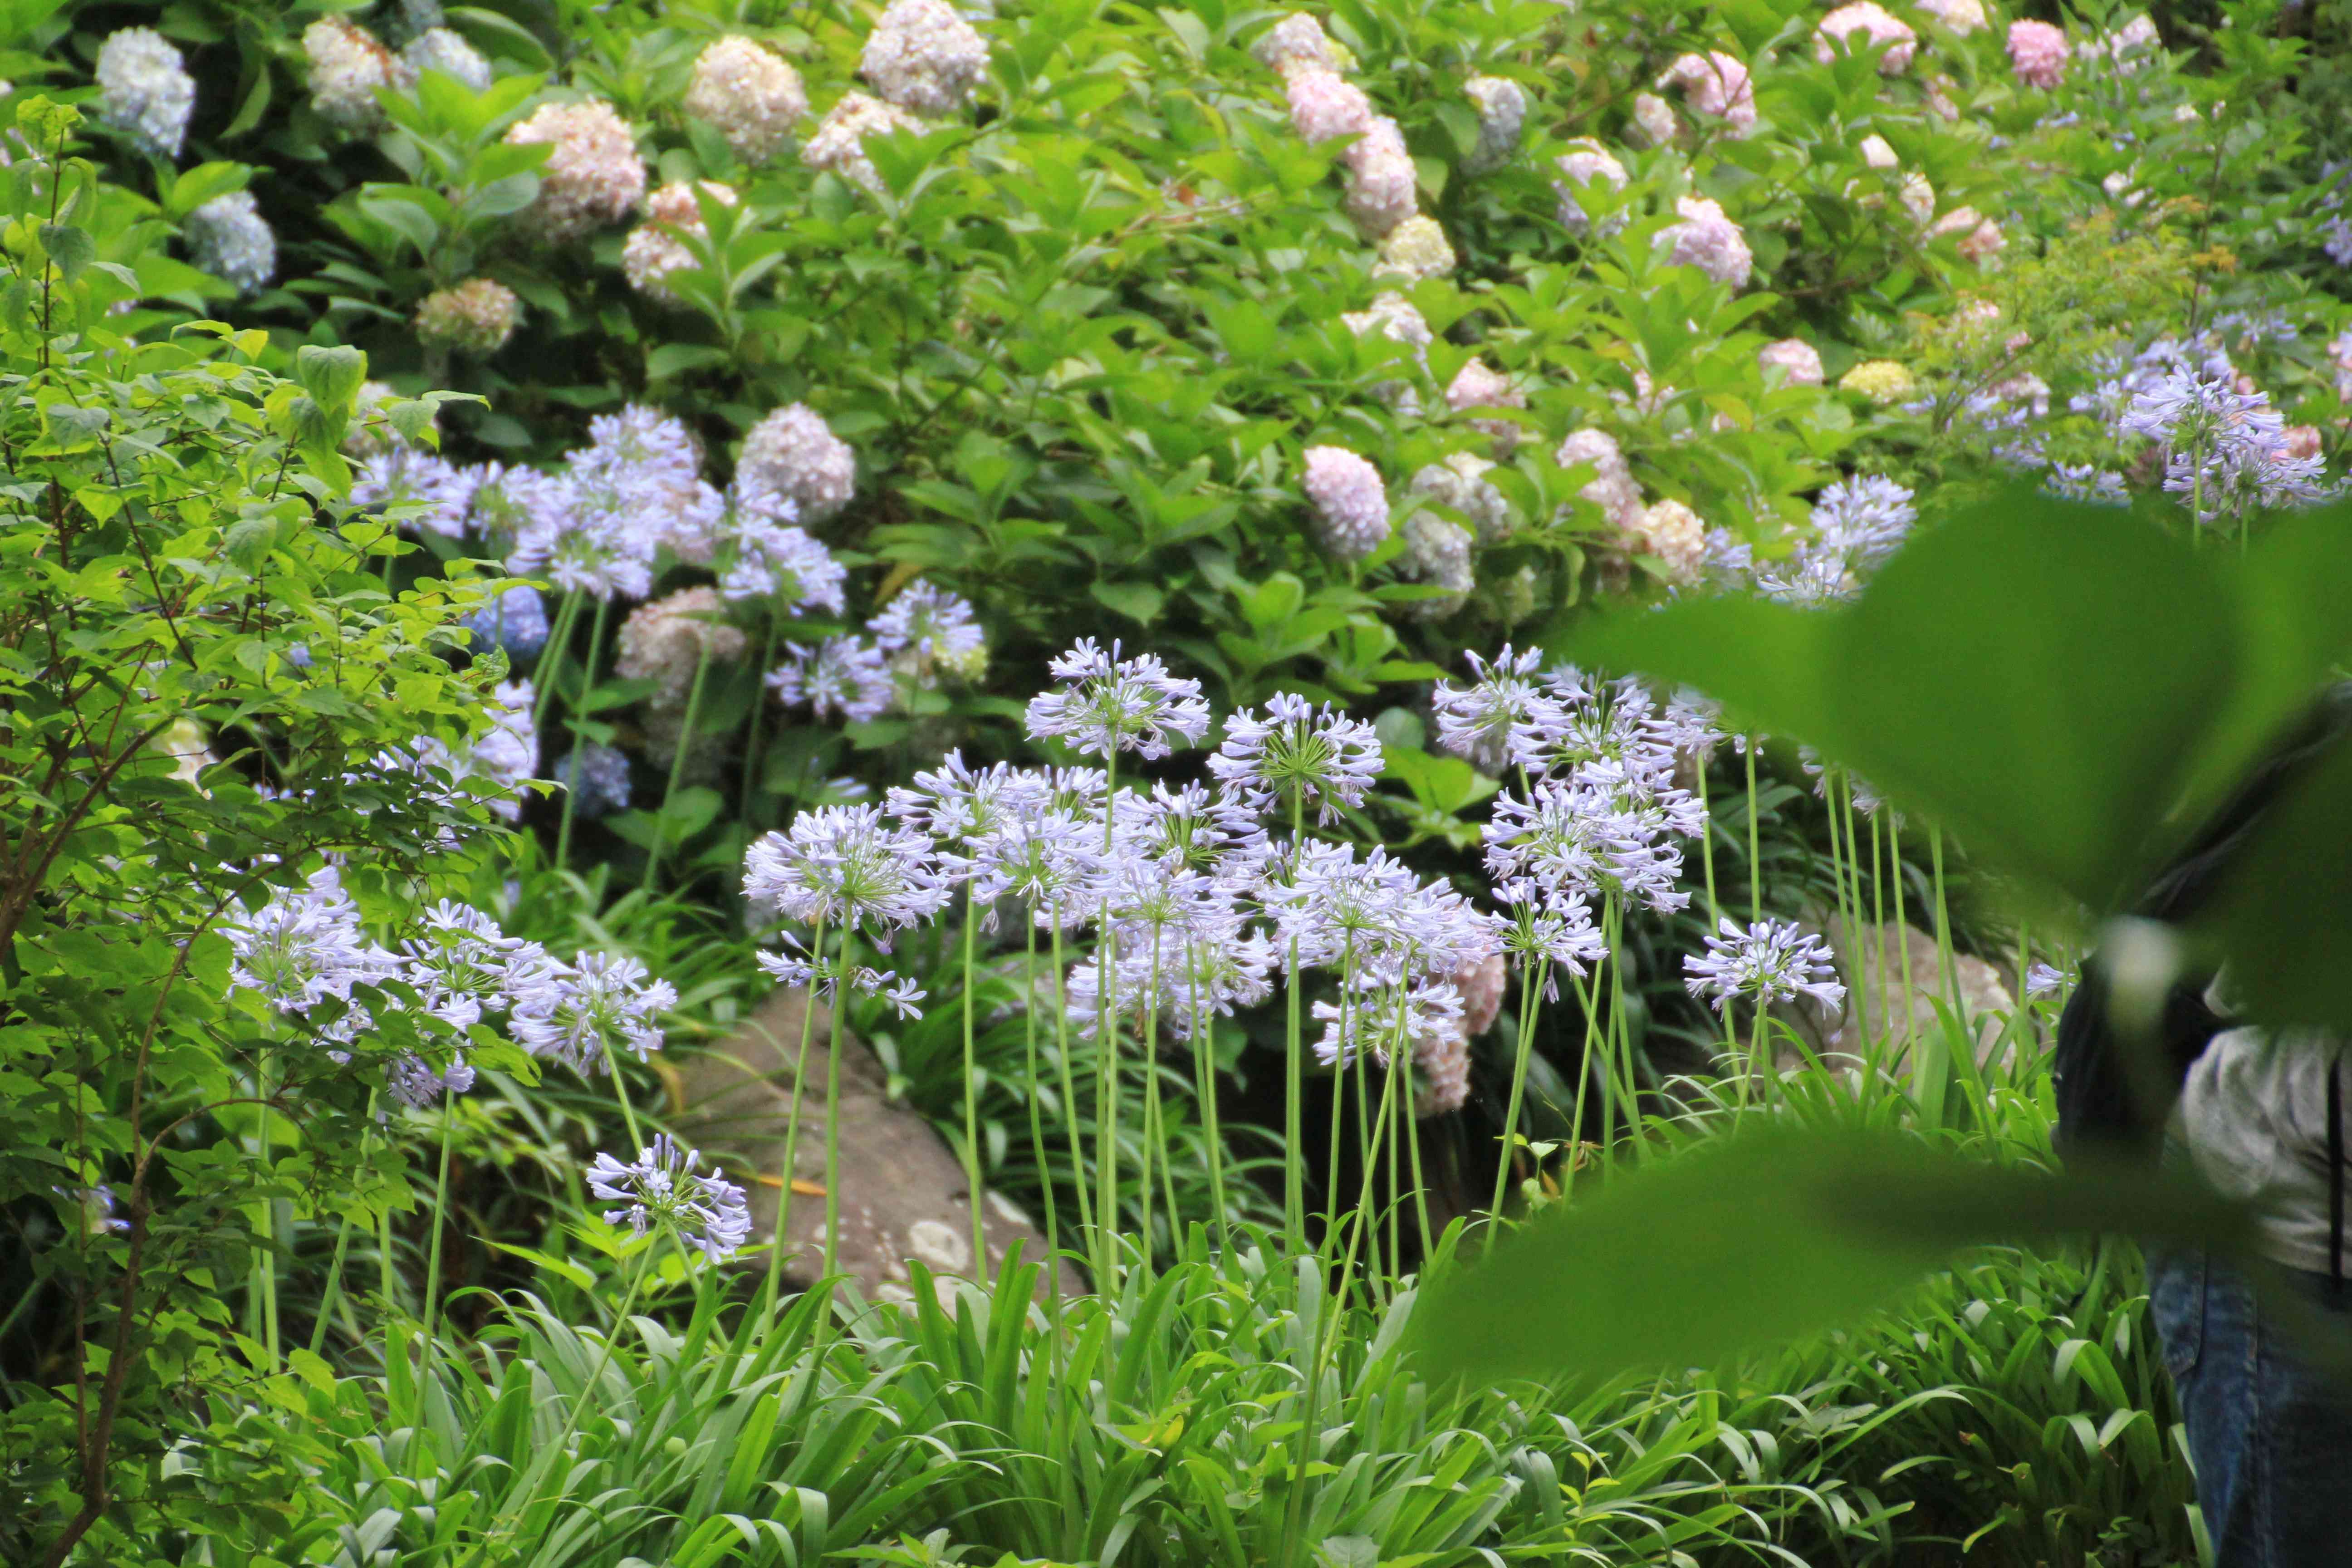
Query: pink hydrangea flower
1814 2 1917 73
2007 19 2068 88
1656 51 1756 138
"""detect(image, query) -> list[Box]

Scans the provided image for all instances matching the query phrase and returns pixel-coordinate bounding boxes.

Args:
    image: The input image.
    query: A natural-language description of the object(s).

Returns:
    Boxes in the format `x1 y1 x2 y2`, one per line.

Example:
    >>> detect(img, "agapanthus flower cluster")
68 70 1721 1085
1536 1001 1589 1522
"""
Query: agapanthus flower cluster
1302 445 1391 561
415 278 522 354
686 35 807 163
1682 917 1846 1014
861 0 989 118
354 443 478 539
95 28 195 160
716 481 846 609
2121 366 2324 521
304 18 411 132
503 404 714 596
1210 694 1382 825
768 634 895 723
503 100 647 242
870 581 985 679
1025 638 1211 761
513 950 676 1074
586 1133 752 1262
744 803 954 941
225 866 395 1019
184 192 277 296
739 402 856 526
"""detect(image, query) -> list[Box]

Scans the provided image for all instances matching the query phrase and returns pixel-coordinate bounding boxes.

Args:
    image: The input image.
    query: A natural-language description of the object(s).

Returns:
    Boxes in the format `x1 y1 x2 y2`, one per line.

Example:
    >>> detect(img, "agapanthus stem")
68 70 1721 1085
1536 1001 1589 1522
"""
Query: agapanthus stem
1822 770 1862 1049
1565 967 1603 1192
253 1048 280 1373
1023 918 1059 1263
1745 743 1763 926
1695 761 1721 927
821 929 855 1320
1045 909 1098 1266
556 596 612 880
420 1086 457 1354
1185 948 1230 1255
1487 961 1547 1221
603 1034 643 1156
960 888 985 1276
764 914 828 1320
1093 752 1121 1286
1284 792 1305 1258
642 633 716 893
740 618 779 826
530 589 586 739
308 1094 375 1358
1839 776 1872 1050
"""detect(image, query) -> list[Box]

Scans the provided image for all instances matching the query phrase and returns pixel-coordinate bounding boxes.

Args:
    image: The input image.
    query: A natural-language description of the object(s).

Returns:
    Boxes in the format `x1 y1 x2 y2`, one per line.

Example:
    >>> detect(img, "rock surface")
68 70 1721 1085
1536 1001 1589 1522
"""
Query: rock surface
1784 916 2019 1077
669 985 1084 1305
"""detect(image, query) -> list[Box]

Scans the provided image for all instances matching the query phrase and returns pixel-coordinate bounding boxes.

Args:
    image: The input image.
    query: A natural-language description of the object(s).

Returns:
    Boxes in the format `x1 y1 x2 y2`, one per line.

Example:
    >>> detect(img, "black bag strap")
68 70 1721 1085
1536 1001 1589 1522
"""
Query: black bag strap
2330 1053 2344 1303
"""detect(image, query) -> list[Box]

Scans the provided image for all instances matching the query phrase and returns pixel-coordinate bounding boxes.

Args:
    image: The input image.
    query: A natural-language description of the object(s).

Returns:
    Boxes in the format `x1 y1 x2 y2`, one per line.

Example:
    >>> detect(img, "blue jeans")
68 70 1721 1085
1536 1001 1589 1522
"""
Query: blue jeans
2146 1250 2352 1567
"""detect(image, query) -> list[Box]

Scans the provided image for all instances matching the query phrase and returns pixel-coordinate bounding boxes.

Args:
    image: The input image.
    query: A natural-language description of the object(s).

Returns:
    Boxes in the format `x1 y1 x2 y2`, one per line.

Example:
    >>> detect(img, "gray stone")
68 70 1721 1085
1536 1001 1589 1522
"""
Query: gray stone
1788 916 2020 1078
669 985 1085 1304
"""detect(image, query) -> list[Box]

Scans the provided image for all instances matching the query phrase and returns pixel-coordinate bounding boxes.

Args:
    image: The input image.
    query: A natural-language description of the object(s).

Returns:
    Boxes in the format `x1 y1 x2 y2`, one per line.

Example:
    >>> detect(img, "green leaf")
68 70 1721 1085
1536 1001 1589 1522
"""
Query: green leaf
1408 1127 2248 1391
295 346 369 415
1090 580 1164 626
37 222 93 280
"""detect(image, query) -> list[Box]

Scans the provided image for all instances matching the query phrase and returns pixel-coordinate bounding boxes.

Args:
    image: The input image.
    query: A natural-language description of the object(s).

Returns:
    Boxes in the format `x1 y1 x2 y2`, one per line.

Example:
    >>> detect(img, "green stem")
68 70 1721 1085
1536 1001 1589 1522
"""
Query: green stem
420 1087 457 1348
1487 961 1546 1220
554 597 612 878
254 1049 280 1373
821 929 854 1326
1695 760 1721 927
1284 792 1305 1257
1024 917 1059 1263
530 589 586 739
740 618 779 824
1046 908 1098 1269
1186 945 1230 1256
604 1035 643 1155
309 1093 378 1357
642 634 716 893
764 914 829 1319
1745 743 1763 926
960 888 985 1275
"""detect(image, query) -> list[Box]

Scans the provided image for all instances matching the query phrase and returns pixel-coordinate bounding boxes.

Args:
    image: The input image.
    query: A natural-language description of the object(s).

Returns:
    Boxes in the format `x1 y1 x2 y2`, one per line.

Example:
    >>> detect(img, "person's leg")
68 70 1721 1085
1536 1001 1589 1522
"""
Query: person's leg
2148 1247 2261 1561
2248 1270 2352 1567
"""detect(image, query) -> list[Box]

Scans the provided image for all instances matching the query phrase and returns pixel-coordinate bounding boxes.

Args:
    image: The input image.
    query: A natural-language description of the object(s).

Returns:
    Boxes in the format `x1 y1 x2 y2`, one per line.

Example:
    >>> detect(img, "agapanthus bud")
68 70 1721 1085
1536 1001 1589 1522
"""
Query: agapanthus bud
1655 51 1755 138
686 35 807 163
1553 139 1629 236
95 28 195 160
2006 20 2069 88
1758 338 1824 387
185 191 276 296
1410 452 1512 543
1916 0 1986 34
304 18 412 132
1303 446 1390 561
739 402 855 525
1555 428 1646 533
503 100 647 242
1633 498 1706 584
1445 358 1525 454
1286 66 1372 144
415 277 521 354
801 90 923 194
1662 194 1752 288
1815 3 1916 73
622 180 737 303
860 0 988 118
1838 358 1916 402
1460 75 1525 174
1341 116 1417 240
403 26 491 91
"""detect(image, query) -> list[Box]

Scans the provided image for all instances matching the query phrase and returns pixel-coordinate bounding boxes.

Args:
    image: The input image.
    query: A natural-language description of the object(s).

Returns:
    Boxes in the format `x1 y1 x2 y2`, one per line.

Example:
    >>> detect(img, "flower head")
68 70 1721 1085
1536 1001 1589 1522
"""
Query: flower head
1553 140 1629 237
586 1133 752 1262
861 0 988 117
1838 358 1916 402
739 403 856 526
1663 195 1752 288
223 867 394 1017
2006 19 2069 88
1759 338 1824 387
1432 645 1569 773
767 635 895 723
504 100 647 242
1024 638 1210 761
404 27 491 90
1683 917 1845 1014
1303 445 1391 561
1410 453 1512 544
1210 693 1383 825
415 278 522 354
1460 76 1526 174
1341 117 1417 239
463 583 549 662
616 588 747 711
185 192 277 296
513 951 676 1073
304 18 411 132
1656 51 1755 137
801 91 924 193
1814 2 1917 72
686 35 807 163
1376 215 1456 283
743 804 953 938
622 180 736 303
95 28 195 159
868 581 984 671
1286 67 1372 144
554 743 633 820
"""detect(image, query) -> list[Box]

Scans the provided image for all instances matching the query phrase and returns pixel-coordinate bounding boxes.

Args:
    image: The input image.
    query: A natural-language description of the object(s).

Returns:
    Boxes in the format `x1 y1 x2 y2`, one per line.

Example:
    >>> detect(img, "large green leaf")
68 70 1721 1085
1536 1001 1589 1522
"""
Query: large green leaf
1409 1128 2248 1391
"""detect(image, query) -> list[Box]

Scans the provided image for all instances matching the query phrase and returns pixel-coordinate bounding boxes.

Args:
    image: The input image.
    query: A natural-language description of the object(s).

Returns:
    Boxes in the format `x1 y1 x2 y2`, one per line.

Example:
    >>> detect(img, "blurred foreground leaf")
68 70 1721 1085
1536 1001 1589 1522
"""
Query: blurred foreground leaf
1409 1127 2246 1391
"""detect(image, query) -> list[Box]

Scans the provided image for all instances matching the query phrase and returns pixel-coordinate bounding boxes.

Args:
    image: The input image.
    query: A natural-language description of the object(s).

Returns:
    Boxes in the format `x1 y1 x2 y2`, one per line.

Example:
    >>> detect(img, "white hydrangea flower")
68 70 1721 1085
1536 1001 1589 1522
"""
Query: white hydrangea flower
304 17 413 133
1625 92 1677 150
1915 0 1987 33
616 587 750 711
1253 12 1341 75
504 100 647 242
1814 2 1918 73
1410 452 1512 543
1633 498 1707 583
185 191 276 296
1445 358 1525 454
1398 512 1474 620
1460 75 1525 174
95 28 195 160
1374 214 1455 282
1342 291 1431 356
739 403 855 525
1553 139 1629 236
685 35 807 163
1555 428 1645 533
1662 194 1752 288
801 91 923 194
1758 338 1823 387
415 278 522 353
403 26 491 91
1303 446 1390 561
1341 116 1417 240
622 180 737 303
860 0 988 117
1286 66 1372 145
1655 51 1755 138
